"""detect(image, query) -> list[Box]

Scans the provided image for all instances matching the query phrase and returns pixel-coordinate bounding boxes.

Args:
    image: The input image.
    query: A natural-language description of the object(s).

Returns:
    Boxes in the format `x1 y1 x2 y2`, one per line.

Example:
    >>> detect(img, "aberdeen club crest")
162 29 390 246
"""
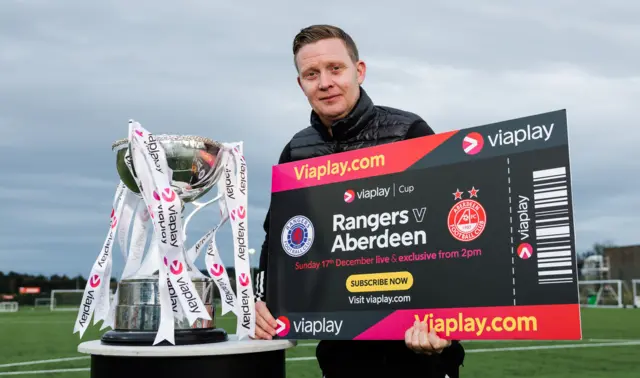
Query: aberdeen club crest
448 186 486 242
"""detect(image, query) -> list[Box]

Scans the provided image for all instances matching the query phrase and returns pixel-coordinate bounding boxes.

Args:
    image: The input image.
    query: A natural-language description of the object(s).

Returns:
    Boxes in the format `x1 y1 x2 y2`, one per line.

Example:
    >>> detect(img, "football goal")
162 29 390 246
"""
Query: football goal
578 279 624 308
633 279 640 308
50 289 114 311
34 298 52 310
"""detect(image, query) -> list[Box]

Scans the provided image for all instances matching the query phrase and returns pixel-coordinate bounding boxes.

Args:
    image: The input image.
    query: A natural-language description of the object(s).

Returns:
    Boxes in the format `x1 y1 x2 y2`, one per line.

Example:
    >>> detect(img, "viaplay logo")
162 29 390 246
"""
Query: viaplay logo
463 124 555 155
276 316 290 337
517 243 534 259
210 264 224 277
89 274 101 288
163 257 184 275
463 132 484 155
153 188 177 202
230 206 246 221
344 189 355 203
110 208 118 229
238 273 250 287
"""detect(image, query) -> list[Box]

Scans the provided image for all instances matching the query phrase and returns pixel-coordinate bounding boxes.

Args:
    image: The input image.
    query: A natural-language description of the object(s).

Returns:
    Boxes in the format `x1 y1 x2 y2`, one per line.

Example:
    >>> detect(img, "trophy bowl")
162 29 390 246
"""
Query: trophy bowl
101 135 229 346
112 134 225 204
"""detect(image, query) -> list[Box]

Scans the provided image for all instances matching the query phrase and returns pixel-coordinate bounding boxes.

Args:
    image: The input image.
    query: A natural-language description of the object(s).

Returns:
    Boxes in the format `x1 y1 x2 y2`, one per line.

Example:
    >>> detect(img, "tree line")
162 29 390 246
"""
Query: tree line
0 267 250 306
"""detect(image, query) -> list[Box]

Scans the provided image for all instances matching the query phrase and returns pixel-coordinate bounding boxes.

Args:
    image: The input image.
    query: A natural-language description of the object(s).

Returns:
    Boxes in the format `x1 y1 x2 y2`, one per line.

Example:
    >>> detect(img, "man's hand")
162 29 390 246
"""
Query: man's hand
405 320 451 354
253 301 278 340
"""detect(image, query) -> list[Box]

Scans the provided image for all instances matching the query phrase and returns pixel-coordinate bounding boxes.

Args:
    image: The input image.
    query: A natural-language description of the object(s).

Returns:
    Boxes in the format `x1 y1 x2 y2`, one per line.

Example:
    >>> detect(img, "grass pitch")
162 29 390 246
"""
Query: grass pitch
0 307 639 377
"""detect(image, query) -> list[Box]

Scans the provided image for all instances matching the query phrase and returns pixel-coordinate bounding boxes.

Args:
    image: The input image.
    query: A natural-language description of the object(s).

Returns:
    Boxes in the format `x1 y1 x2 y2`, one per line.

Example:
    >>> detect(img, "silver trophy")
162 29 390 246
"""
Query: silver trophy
73 121 256 346
100 134 228 346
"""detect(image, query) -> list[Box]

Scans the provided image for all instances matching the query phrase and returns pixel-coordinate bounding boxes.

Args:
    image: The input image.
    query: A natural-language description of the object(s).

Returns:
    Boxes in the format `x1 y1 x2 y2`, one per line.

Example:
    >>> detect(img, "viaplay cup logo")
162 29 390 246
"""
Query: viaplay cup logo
281 215 315 258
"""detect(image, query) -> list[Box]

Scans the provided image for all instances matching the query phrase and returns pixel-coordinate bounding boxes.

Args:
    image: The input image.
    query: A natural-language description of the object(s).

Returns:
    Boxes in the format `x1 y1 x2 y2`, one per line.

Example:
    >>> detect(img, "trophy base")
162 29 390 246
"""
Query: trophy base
100 328 228 346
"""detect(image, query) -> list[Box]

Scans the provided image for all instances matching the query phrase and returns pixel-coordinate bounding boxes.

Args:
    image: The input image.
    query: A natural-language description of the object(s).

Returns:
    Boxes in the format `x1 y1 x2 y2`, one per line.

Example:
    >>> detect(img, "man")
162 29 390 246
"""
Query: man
253 24 465 378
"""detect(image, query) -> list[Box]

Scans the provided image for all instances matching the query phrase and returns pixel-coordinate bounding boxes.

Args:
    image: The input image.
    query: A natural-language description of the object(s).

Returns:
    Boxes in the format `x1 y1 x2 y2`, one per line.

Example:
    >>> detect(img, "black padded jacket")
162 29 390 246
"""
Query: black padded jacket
255 87 465 378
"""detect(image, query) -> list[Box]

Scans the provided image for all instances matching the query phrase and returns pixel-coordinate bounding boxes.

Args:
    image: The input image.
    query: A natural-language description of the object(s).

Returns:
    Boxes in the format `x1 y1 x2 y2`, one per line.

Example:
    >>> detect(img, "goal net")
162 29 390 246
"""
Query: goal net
578 279 623 308
0 301 18 313
50 289 114 311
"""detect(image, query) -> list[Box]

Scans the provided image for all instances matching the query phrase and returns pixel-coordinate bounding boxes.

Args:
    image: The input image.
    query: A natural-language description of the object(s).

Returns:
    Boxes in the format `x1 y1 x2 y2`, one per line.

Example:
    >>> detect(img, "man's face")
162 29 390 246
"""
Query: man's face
295 38 366 126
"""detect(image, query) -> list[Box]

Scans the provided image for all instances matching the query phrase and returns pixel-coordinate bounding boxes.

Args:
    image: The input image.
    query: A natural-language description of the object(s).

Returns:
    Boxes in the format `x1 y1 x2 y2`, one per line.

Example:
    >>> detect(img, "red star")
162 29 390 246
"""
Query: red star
468 186 479 198
453 189 463 200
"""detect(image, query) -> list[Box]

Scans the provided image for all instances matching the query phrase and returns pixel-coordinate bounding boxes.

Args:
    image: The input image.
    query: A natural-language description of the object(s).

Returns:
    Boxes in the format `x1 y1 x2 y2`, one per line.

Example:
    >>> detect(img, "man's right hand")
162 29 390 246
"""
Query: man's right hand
254 301 278 340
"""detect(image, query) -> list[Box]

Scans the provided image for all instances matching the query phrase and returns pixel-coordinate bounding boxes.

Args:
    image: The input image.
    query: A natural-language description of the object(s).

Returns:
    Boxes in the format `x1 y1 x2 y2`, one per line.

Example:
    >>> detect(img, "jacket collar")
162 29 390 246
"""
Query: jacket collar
310 86 375 141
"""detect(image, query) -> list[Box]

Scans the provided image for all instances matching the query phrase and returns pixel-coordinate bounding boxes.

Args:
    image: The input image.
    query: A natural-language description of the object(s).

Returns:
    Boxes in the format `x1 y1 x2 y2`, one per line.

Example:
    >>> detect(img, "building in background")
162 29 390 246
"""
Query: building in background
604 244 640 287
604 244 640 307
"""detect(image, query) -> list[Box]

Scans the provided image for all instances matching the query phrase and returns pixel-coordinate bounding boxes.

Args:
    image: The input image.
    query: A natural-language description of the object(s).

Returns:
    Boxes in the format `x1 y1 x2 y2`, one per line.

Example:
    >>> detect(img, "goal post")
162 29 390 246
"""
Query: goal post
50 289 114 311
578 279 623 308
0 301 19 313
633 279 640 308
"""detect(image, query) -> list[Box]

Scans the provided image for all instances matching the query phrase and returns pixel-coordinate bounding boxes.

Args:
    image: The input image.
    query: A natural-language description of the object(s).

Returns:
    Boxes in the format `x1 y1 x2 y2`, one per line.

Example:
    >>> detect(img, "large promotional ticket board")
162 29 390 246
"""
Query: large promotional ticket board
266 109 581 341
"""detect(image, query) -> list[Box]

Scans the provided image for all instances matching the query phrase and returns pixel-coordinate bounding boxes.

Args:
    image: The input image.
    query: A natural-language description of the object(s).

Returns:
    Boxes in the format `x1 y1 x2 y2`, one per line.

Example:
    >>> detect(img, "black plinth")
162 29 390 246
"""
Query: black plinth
101 328 228 346
89 349 286 378
78 336 295 378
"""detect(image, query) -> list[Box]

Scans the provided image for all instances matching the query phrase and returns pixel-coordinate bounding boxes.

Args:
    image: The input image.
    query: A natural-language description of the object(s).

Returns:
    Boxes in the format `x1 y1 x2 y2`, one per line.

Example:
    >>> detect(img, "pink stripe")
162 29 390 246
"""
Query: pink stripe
353 304 581 340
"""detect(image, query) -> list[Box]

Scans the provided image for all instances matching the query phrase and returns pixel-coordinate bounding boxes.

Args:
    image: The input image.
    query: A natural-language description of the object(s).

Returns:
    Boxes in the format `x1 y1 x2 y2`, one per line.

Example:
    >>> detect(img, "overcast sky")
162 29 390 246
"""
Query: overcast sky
1 0 638 278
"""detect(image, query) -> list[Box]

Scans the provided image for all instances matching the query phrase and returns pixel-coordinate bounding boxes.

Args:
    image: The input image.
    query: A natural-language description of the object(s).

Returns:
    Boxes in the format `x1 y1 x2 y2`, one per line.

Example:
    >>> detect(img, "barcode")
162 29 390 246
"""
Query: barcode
532 167 574 285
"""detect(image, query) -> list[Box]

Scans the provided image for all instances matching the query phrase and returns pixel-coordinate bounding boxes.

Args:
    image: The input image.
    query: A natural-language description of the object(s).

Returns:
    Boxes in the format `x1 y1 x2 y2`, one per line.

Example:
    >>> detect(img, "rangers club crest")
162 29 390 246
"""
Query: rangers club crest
448 187 486 242
281 215 315 258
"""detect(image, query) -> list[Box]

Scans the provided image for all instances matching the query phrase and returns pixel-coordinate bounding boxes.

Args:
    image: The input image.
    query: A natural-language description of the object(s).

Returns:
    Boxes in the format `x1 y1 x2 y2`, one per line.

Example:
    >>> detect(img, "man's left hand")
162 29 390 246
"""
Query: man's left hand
405 320 451 355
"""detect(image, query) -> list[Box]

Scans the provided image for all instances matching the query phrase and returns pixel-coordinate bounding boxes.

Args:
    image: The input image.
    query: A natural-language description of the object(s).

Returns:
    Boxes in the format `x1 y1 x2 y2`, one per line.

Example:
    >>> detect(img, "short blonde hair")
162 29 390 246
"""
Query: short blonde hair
292 24 359 71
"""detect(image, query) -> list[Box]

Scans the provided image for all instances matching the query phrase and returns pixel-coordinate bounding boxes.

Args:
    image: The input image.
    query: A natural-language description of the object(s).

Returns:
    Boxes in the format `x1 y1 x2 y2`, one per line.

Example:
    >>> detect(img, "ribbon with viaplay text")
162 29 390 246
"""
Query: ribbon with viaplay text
128 121 211 345
100 193 151 331
73 183 125 337
221 141 256 340
184 180 238 317
123 141 187 327
204 163 238 316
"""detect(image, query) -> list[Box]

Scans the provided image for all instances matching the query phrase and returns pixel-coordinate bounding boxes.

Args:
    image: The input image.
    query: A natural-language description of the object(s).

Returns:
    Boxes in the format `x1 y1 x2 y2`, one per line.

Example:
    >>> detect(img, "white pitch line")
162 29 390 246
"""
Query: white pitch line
287 340 640 361
3 340 640 375
0 368 89 376
464 340 640 353
290 339 638 347
0 357 88 369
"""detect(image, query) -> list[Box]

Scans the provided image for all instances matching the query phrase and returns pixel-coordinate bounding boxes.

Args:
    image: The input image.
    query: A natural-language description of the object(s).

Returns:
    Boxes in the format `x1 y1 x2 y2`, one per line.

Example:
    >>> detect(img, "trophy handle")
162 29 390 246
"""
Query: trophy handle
182 193 224 242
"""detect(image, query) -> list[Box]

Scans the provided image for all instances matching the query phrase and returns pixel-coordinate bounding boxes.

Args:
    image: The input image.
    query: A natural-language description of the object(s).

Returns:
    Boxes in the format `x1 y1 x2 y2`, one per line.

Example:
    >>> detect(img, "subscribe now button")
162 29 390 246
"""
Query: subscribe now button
346 271 413 292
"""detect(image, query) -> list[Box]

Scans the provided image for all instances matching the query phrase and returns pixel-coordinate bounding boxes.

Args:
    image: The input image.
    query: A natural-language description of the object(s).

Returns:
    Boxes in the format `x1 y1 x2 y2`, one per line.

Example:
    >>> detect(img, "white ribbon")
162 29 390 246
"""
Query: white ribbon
222 141 256 340
203 178 237 316
129 121 211 345
73 183 125 337
101 197 150 331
